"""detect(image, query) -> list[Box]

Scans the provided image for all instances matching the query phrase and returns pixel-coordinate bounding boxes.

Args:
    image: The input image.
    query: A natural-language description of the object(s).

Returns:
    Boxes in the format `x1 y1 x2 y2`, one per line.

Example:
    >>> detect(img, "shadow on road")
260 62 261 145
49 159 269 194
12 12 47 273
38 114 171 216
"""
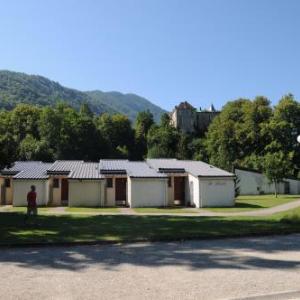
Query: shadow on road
0 212 299 271
0 234 299 272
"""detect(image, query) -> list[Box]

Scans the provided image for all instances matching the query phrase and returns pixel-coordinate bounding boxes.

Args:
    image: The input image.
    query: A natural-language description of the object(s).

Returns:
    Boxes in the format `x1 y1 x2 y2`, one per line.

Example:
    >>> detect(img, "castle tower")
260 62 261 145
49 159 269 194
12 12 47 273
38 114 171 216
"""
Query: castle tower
170 101 220 134
170 101 197 133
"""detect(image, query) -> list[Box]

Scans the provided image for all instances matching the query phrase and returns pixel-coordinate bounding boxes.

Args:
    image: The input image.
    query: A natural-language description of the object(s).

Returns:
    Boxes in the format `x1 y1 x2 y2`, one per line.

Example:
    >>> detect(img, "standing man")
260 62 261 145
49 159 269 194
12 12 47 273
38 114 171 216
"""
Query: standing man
25 185 38 223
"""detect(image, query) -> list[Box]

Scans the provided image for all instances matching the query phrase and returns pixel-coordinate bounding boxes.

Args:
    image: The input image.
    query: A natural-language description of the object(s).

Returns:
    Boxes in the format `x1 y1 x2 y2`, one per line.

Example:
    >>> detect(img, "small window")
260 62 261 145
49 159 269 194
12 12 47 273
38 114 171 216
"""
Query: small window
53 178 59 188
106 178 113 188
4 178 10 188
168 177 172 187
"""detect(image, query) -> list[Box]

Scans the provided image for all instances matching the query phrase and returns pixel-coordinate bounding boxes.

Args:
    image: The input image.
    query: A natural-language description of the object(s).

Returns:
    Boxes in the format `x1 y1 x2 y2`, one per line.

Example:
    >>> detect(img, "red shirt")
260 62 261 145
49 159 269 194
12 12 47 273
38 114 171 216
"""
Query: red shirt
27 191 37 208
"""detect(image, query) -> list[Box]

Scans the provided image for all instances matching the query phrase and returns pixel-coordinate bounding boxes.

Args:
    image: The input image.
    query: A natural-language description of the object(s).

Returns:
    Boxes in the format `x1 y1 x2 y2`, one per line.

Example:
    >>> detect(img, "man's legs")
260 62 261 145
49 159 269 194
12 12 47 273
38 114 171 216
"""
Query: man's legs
24 207 30 224
24 207 36 224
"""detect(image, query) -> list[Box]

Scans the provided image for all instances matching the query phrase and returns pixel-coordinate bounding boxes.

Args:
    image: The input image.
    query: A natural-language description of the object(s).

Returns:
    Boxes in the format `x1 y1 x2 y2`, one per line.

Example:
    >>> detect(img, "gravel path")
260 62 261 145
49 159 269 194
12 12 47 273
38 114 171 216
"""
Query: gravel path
0 234 299 299
1 199 300 217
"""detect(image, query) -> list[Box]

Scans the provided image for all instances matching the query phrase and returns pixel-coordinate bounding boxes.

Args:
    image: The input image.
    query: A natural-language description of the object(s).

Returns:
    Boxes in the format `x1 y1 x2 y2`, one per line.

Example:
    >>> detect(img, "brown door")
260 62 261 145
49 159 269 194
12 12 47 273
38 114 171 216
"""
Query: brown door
0 185 5 205
61 178 69 203
174 177 185 205
115 178 127 206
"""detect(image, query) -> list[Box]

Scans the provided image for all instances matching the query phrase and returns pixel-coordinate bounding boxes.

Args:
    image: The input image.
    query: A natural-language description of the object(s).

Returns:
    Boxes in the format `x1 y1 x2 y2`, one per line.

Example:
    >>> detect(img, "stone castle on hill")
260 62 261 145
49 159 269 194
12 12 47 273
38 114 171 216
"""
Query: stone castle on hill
170 101 220 134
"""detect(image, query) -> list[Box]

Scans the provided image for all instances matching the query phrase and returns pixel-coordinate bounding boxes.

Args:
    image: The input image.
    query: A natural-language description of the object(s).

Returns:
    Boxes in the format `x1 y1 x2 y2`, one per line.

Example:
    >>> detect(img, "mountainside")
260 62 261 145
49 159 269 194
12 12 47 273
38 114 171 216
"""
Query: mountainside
86 90 165 122
0 70 166 122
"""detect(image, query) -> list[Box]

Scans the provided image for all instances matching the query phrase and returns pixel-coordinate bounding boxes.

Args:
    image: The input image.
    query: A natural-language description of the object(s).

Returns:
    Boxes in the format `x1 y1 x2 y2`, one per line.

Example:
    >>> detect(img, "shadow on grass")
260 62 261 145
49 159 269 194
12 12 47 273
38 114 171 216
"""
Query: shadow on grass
0 212 299 271
234 203 264 209
209 203 264 209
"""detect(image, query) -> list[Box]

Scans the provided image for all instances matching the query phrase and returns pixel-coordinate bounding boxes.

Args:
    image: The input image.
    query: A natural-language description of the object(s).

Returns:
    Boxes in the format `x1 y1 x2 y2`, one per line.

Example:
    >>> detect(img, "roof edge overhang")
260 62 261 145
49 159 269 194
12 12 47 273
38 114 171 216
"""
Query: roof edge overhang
47 171 70 175
130 176 168 179
158 168 185 173
13 178 49 180
68 178 104 180
100 170 127 175
197 175 235 179
1 171 19 176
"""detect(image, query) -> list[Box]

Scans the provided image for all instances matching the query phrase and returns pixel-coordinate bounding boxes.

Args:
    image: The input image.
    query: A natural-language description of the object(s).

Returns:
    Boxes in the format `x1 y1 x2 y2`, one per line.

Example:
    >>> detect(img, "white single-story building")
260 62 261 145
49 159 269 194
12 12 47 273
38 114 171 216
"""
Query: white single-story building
0 159 235 208
0 162 52 206
146 159 235 208
235 167 300 195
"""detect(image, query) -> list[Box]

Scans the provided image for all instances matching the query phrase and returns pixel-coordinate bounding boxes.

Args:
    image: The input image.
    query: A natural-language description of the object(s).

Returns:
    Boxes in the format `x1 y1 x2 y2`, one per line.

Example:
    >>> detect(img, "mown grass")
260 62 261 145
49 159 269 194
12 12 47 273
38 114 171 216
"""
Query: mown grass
206 195 300 212
1 206 52 213
65 207 119 213
133 207 197 214
0 204 299 246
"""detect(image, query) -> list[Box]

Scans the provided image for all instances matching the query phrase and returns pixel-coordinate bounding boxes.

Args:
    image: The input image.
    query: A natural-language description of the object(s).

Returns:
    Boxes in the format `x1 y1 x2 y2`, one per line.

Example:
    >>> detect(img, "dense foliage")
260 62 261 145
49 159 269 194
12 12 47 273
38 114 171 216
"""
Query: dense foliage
0 70 165 122
1 93 300 191
205 94 300 194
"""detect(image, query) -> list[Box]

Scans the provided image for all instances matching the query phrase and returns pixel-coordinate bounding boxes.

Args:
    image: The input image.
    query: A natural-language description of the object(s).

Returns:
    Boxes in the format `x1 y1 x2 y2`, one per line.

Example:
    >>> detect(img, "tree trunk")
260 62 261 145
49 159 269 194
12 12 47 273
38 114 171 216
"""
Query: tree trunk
274 180 278 198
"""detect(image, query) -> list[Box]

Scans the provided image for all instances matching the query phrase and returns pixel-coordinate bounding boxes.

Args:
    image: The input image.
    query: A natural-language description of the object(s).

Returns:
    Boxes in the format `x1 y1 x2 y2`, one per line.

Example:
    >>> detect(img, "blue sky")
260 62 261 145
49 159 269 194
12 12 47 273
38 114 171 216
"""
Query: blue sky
1 0 300 111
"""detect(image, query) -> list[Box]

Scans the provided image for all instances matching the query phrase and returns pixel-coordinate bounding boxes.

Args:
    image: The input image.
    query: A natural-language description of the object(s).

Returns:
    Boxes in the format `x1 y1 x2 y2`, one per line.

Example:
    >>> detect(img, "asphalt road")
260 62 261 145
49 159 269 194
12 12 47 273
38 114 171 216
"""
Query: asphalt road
0 235 300 300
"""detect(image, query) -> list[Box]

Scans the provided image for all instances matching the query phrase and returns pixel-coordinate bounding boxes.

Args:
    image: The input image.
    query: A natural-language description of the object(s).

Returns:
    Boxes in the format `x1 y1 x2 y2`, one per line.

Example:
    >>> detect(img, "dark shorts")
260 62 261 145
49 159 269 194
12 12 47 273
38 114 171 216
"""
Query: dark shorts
27 207 37 216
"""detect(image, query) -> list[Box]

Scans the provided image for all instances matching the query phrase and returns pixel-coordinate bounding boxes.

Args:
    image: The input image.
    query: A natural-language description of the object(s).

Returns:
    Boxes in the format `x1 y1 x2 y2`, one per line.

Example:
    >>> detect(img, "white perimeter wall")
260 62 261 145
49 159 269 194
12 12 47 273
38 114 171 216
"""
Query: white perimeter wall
128 177 168 207
69 180 104 207
13 180 48 206
200 178 235 207
235 169 298 195
286 178 300 194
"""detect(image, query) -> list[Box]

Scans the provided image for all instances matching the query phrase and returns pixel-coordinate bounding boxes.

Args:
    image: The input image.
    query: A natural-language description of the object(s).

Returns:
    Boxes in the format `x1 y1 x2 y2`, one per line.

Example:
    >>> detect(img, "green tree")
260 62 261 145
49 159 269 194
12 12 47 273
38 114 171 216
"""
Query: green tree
147 125 180 158
205 98 272 171
38 106 62 159
265 94 300 176
19 135 53 161
97 113 134 158
263 151 292 197
0 110 17 168
176 133 192 160
160 113 171 128
10 104 41 142
79 102 93 118
134 110 154 159
190 138 208 161
74 116 109 160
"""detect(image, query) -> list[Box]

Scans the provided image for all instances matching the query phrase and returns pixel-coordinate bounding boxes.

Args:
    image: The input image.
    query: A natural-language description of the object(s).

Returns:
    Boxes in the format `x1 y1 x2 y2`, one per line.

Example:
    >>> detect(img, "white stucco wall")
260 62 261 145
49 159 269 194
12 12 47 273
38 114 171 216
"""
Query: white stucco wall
13 180 48 206
187 174 200 207
199 178 235 207
167 176 174 205
235 169 297 195
105 177 115 206
128 177 168 207
69 180 104 207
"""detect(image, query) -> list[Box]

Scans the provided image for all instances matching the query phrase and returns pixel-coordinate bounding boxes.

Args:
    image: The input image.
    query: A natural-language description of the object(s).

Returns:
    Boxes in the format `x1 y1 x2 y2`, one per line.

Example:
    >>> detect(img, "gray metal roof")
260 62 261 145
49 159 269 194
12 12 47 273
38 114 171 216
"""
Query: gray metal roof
1 161 44 174
99 160 167 178
68 163 104 179
146 159 234 177
47 160 84 173
2 159 233 180
2 161 53 179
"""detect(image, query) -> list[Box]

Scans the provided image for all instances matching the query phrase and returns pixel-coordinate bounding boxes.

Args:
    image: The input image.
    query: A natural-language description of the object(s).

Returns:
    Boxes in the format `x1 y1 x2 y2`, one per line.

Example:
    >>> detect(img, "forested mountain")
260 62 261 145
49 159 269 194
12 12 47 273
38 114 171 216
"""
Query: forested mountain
86 90 164 122
0 70 165 122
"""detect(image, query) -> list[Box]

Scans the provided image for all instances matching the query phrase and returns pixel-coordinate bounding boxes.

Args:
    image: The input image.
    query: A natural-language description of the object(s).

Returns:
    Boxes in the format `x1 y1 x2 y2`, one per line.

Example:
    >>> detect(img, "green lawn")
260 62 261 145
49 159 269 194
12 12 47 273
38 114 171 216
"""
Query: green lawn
65 207 119 213
206 195 300 212
0 205 299 246
1 206 52 213
134 207 197 214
